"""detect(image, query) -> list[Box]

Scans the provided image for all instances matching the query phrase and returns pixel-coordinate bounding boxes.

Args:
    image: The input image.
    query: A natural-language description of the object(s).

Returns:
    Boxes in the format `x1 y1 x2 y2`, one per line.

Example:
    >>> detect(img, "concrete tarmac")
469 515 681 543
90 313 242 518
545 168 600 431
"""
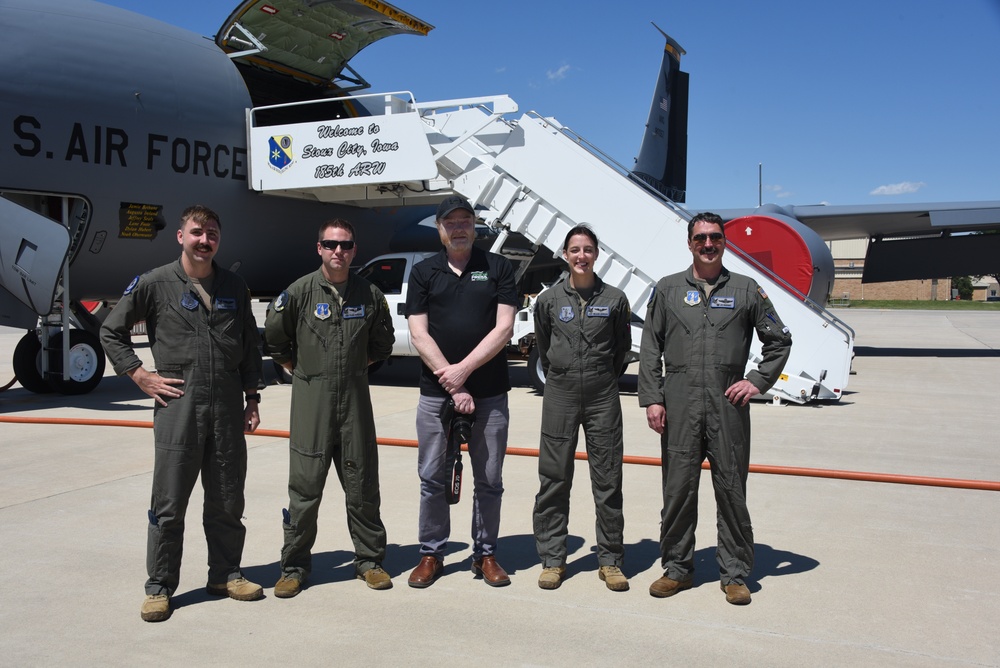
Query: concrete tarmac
0 308 998 666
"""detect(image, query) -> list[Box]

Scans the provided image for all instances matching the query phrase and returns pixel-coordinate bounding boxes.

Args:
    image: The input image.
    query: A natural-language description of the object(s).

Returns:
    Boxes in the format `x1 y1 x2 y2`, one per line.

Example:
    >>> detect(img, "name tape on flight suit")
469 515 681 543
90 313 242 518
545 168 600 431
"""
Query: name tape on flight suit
710 296 735 309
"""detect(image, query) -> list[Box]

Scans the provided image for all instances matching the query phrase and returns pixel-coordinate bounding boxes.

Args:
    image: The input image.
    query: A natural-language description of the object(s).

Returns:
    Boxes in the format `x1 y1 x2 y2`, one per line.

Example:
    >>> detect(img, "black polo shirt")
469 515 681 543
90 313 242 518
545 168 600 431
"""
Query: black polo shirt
405 247 518 398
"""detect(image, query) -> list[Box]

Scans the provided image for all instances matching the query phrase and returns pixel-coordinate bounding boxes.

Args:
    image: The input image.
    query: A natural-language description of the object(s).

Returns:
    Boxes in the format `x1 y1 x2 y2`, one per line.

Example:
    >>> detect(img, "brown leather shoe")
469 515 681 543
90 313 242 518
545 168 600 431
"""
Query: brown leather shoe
472 555 511 587
721 581 752 605
648 574 693 598
408 556 443 588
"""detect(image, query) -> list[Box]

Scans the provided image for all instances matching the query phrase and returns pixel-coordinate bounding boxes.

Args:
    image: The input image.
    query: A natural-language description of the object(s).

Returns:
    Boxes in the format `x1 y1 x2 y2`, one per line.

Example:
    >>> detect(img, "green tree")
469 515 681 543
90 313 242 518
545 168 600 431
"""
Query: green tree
951 276 974 300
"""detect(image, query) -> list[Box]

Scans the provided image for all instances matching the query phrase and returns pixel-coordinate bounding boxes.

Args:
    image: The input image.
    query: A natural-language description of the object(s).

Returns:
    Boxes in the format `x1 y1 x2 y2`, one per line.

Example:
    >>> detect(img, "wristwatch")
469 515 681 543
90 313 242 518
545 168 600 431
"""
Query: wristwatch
245 393 262 403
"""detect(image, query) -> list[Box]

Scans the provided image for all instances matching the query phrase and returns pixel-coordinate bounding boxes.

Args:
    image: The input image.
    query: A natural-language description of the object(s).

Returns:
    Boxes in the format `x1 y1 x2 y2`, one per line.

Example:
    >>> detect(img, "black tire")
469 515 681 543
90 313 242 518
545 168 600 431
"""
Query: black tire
48 329 106 395
12 331 52 394
527 346 546 394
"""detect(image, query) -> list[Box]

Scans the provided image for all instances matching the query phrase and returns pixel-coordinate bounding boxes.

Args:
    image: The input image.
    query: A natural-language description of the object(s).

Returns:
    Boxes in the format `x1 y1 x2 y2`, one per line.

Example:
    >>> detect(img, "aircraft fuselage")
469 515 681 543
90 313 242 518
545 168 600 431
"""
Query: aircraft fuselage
0 0 424 308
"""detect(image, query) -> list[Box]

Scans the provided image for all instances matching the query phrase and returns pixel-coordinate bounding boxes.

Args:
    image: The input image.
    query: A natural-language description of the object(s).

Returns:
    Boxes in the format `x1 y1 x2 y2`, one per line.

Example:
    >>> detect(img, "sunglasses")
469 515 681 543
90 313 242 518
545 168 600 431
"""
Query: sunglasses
320 239 356 251
691 232 725 243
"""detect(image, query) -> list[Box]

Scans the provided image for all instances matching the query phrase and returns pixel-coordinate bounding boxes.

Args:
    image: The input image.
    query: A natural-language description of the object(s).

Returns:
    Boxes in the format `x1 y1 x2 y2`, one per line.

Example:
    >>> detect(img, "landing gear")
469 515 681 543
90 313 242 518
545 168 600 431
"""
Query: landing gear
12 332 52 394
48 329 106 395
11 329 106 395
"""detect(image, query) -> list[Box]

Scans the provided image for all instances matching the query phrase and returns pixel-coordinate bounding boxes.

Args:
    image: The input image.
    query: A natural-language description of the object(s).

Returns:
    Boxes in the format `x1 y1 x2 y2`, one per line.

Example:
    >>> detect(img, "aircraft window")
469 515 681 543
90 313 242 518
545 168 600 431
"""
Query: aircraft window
358 258 406 295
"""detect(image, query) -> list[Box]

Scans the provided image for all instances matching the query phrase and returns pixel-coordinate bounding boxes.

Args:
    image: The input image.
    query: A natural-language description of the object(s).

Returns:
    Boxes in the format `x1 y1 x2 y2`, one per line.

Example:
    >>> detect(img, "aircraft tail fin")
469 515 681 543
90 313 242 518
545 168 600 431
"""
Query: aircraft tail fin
631 25 688 203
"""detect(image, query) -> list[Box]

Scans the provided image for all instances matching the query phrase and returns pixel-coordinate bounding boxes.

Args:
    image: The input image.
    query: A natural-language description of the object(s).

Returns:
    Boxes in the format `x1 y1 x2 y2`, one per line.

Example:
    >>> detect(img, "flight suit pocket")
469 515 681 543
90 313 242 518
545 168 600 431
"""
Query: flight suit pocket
212 307 242 370
538 432 573 482
157 304 198 366
345 312 373 376
342 459 364 506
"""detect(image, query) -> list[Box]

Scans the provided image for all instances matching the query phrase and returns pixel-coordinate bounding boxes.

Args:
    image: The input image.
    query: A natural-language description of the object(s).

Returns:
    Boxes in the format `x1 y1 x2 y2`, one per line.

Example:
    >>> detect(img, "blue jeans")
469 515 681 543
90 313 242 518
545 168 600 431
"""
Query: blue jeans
415 393 508 559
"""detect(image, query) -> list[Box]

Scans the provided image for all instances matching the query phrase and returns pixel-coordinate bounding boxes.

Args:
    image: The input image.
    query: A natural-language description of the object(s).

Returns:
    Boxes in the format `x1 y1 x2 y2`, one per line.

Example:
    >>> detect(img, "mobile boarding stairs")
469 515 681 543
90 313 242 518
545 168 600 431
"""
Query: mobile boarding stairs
246 93 855 404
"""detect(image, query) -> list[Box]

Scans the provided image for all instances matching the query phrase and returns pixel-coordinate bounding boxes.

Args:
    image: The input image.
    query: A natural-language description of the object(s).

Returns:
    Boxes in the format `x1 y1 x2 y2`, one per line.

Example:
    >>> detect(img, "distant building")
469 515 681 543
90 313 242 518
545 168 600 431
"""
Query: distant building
827 238 968 302
974 276 999 302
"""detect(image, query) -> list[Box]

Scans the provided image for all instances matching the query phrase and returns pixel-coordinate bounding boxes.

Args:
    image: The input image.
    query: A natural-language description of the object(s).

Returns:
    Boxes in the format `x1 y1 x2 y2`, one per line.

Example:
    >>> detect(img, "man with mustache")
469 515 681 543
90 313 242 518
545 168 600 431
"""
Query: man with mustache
101 205 264 622
638 212 792 605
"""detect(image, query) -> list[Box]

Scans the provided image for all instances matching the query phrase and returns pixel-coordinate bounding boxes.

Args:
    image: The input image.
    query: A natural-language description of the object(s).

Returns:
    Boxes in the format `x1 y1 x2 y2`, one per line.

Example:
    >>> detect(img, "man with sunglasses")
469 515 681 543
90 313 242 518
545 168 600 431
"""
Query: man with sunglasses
265 218 395 597
638 212 792 605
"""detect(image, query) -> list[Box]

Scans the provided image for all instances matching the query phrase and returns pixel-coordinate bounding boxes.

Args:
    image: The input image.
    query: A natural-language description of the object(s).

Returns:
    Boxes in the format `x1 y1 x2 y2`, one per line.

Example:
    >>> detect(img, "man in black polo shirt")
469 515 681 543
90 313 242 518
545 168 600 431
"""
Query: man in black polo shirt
404 195 518 588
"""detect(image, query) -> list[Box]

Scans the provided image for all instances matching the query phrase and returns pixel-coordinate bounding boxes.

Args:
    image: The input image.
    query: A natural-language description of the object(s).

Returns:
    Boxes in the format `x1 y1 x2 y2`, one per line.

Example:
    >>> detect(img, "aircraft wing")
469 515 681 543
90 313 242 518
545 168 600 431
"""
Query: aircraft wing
216 0 433 89
712 202 1000 282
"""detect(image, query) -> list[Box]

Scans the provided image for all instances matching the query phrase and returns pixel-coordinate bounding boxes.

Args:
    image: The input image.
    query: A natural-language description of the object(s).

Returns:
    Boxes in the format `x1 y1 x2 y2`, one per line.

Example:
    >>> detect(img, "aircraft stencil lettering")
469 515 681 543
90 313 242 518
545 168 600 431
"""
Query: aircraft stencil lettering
11 115 247 178
0 0 437 395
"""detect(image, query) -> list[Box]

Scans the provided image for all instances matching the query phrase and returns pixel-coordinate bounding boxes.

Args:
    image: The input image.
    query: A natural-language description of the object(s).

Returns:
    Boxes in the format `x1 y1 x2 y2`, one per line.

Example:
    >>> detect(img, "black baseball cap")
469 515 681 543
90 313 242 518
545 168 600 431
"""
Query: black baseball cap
436 195 475 220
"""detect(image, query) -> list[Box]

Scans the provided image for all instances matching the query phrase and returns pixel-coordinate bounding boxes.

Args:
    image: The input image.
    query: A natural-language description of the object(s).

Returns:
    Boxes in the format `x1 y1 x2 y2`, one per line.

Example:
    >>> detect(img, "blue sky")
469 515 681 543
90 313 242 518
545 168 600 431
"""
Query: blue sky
101 0 1000 210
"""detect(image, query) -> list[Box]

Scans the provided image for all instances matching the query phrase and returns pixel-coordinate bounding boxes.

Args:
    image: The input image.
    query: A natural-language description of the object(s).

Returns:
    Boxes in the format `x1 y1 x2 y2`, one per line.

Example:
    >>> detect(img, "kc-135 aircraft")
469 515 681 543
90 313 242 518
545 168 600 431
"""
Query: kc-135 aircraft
0 0 442 394
3 0 999 396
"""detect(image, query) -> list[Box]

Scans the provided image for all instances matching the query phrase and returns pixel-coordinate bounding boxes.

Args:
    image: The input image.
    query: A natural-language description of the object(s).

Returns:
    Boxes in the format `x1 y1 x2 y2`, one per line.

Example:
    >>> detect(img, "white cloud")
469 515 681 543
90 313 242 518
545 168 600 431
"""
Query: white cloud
869 181 927 196
547 64 570 81
764 184 791 199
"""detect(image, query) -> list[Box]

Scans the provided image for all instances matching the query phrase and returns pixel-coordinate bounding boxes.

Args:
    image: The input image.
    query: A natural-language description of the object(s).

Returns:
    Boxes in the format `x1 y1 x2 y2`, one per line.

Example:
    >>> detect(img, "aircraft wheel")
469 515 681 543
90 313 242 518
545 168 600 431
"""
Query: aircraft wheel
12 332 53 394
527 346 546 394
48 330 106 395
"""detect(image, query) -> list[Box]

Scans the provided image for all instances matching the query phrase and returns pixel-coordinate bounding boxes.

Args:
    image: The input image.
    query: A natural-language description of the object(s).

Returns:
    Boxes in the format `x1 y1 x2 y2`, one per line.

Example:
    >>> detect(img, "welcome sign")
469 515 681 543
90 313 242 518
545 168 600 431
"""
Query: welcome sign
249 110 438 191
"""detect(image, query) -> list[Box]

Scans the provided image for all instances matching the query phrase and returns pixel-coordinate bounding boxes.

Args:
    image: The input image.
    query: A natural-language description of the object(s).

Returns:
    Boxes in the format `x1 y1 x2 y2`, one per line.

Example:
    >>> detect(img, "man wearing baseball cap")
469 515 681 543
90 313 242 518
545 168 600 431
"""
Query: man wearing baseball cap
404 195 519 588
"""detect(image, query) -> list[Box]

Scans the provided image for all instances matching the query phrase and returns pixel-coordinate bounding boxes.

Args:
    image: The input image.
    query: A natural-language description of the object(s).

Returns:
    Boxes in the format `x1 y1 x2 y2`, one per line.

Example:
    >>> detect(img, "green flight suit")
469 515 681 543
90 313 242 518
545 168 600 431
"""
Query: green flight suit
265 269 394 578
638 267 792 586
532 277 631 568
100 260 262 596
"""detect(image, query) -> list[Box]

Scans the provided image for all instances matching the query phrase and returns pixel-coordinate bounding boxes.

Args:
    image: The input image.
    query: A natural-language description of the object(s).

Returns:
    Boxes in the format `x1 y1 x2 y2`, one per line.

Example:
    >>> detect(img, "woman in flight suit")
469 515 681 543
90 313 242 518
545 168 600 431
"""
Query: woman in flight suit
531 225 632 591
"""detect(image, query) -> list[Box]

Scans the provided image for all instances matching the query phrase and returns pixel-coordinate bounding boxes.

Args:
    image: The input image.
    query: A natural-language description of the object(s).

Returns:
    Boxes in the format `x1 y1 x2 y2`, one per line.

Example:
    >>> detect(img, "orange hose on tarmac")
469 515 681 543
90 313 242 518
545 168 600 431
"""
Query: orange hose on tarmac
1 415 998 492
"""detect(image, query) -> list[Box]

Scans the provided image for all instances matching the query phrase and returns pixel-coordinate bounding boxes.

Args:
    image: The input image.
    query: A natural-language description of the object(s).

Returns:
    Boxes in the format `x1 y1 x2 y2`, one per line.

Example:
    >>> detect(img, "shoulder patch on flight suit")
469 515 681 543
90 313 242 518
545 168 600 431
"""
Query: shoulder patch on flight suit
314 303 331 320
123 275 140 296
684 290 701 306
215 297 236 311
559 305 575 322
710 296 735 309
273 291 289 312
586 305 610 317
757 286 768 299
180 293 199 310
343 305 365 319
470 270 489 282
